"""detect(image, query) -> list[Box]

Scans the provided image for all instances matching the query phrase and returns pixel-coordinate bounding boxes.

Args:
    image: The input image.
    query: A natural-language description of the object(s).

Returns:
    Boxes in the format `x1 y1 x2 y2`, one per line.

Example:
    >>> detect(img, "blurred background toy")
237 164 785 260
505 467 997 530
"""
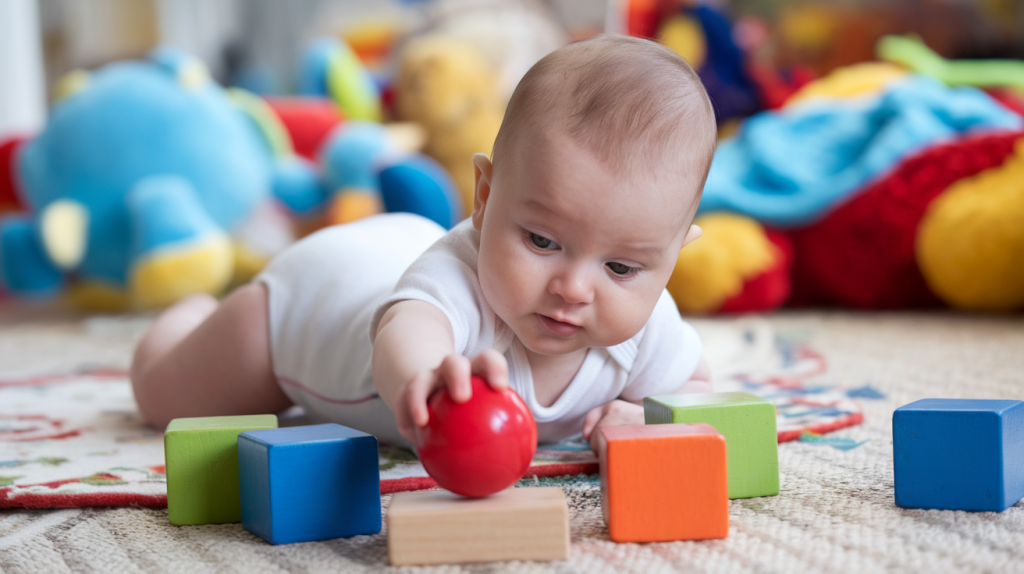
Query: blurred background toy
656 0 762 123
0 48 296 310
0 41 465 311
275 35 464 231
390 0 567 214
297 37 382 122
392 35 504 213
5 0 1024 315
666 213 791 315
915 138 1024 312
666 34 1024 315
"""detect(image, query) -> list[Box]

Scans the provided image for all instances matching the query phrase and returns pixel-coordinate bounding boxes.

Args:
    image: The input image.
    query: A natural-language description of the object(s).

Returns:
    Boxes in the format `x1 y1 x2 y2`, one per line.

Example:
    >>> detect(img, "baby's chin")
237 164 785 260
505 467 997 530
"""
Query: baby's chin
514 322 635 356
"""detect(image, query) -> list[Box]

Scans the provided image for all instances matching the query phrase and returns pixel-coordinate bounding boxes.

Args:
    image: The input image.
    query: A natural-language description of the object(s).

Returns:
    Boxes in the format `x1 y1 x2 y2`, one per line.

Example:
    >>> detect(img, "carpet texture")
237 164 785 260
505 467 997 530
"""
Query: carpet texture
0 308 863 510
1 303 1023 573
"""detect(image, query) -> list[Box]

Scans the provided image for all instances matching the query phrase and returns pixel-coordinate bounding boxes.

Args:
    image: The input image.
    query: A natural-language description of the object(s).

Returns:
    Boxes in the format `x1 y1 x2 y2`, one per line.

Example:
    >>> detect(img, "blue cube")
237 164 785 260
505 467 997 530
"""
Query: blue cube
238 424 381 544
893 399 1024 512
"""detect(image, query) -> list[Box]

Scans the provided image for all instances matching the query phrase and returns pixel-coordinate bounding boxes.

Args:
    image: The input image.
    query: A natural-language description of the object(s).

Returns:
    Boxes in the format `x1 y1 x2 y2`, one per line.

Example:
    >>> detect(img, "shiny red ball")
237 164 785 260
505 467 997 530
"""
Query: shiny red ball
415 375 537 497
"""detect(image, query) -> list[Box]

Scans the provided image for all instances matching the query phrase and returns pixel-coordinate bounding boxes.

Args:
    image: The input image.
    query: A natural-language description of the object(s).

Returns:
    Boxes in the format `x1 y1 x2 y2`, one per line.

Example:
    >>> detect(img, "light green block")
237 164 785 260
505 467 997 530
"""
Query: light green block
164 414 278 525
644 392 778 499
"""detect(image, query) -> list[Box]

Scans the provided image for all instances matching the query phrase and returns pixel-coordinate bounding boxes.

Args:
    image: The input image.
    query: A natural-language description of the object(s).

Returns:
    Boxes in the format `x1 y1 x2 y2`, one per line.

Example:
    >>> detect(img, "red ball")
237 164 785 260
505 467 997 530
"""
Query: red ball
415 376 537 498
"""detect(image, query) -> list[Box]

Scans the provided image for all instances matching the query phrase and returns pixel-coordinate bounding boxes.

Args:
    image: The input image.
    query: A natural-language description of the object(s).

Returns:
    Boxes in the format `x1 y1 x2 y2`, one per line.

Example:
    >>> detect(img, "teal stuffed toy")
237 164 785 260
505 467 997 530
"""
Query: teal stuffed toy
0 47 298 309
285 37 464 229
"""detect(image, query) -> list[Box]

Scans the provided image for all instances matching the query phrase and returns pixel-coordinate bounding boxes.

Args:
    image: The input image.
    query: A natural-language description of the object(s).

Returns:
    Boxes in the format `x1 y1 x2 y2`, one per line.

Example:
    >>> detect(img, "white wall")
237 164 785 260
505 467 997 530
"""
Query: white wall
0 0 46 140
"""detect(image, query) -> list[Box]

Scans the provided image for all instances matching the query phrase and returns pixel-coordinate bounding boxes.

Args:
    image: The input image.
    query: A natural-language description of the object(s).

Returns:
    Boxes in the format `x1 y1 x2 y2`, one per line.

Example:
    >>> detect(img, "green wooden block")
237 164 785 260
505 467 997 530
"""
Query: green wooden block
644 392 779 499
164 414 278 525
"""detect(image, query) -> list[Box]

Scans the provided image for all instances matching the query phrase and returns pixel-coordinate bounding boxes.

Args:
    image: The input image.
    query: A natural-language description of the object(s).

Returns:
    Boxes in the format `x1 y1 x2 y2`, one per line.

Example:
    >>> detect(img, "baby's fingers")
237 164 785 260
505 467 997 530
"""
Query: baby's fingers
403 371 435 429
471 349 509 391
437 354 472 403
581 403 609 440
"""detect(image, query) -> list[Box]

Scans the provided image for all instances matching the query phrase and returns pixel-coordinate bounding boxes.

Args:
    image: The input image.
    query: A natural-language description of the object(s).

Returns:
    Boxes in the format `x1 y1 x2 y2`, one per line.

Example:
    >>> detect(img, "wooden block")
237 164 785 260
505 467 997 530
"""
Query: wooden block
645 392 779 499
894 398 1024 511
164 414 278 526
387 487 569 566
600 423 729 543
238 423 381 544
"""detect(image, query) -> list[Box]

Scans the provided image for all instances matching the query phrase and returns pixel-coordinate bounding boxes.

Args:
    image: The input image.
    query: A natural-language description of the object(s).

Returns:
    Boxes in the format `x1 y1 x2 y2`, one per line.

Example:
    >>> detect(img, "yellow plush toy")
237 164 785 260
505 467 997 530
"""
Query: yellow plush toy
667 213 791 314
393 36 505 215
785 62 908 106
916 139 1024 312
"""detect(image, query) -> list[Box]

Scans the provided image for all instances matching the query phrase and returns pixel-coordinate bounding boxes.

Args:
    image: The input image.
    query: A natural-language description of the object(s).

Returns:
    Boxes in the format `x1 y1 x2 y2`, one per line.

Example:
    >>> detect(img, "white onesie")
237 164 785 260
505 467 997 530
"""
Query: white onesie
258 213 703 447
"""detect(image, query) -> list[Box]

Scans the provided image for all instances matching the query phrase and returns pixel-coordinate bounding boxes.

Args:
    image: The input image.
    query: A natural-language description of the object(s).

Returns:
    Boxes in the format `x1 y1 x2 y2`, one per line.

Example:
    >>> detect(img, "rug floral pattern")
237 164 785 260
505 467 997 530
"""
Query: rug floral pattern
0 322 864 509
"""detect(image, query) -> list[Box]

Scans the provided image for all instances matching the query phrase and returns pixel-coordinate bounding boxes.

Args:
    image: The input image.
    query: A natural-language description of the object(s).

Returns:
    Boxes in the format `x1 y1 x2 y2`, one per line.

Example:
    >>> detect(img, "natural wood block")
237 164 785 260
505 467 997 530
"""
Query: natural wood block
645 392 779 499
164 414 278 526
387 487 570 566
600 423 729 543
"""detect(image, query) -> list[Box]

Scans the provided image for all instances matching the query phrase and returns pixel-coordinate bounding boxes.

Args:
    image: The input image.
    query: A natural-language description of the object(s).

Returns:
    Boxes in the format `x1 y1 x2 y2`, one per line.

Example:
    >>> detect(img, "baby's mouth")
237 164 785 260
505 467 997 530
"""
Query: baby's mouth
537 314 580 337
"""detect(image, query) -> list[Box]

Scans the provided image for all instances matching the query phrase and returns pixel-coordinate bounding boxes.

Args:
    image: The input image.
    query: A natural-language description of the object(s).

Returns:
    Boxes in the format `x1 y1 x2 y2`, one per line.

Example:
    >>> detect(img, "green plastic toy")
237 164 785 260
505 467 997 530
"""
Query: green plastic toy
644 392 779 499
878 35 1024 90
164 414 278 526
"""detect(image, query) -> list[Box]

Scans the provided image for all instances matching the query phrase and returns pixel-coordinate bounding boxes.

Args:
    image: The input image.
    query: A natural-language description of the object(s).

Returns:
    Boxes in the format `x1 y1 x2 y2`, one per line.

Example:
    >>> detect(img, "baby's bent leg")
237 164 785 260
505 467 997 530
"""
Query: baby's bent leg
130 283 291 429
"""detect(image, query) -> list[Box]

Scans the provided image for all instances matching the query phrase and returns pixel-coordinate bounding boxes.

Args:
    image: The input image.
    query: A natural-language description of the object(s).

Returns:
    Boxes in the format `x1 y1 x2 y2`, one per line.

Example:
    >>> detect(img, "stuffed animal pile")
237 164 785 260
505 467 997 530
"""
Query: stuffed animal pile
0 48 294 310
0 44 463 310
665 37 1024 314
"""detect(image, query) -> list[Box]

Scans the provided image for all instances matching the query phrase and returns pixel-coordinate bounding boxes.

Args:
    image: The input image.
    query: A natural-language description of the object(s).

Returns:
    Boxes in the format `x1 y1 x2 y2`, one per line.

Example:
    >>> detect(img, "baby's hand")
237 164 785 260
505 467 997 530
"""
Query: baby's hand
581 400 645 453
395 349 509 442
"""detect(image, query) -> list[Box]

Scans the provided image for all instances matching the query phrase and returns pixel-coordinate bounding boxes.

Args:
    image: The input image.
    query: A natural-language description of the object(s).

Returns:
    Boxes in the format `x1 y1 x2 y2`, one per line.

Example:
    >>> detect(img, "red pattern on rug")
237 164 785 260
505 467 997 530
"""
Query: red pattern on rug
1 332 866 509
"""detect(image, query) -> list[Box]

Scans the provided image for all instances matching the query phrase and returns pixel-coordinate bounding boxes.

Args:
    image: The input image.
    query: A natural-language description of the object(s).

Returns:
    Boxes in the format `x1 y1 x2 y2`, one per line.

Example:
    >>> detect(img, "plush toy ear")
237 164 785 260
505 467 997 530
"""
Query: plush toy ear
297 37 336 98
53 70 90 102
302 37 382 122
681 224 703 248
148 46 210 91
227 88 294 158
325 38 382 122
40 199 88 270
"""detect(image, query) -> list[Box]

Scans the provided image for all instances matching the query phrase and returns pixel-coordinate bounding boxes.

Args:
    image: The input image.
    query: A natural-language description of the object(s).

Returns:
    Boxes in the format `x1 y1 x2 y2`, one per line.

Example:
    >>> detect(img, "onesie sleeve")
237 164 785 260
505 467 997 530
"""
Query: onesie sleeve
618 290 704 402
369 220 494 356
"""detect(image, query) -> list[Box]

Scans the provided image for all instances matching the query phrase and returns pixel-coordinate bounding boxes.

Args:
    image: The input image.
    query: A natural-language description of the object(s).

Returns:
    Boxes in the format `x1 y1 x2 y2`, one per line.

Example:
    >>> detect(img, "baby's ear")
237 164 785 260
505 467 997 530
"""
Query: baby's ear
681 224 702 248
471 153 493 230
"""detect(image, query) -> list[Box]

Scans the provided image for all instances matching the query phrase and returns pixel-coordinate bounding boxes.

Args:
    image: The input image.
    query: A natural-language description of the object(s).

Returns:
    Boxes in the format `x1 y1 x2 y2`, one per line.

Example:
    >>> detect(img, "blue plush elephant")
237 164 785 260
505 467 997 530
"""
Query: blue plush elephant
0 45 466 309
0 48 300 309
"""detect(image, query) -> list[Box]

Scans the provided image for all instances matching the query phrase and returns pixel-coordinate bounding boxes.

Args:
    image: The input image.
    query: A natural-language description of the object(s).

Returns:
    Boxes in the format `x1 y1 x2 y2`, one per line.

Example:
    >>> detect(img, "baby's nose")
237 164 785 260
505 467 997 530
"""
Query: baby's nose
548 267 594 305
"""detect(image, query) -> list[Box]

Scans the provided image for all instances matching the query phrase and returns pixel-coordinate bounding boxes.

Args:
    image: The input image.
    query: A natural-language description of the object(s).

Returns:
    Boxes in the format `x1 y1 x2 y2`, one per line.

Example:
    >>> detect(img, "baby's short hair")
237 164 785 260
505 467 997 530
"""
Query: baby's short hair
492 35 717 200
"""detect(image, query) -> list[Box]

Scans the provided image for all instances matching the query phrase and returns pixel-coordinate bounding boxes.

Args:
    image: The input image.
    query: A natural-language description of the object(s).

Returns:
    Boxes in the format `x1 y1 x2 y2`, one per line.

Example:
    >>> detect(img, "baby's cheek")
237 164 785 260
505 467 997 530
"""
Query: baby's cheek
481 249 530 316
596 289 659 345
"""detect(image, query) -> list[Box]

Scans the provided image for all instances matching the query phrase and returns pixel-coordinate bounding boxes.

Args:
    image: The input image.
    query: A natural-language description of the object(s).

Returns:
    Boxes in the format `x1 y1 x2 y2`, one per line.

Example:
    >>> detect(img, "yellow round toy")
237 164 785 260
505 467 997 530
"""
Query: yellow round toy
916 140 1024 312
667 213 782 314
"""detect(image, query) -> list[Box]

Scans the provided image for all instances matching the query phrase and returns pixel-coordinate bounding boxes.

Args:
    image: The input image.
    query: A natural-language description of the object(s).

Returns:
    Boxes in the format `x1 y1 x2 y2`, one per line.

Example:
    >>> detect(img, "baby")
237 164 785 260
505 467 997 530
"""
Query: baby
131 35 718 452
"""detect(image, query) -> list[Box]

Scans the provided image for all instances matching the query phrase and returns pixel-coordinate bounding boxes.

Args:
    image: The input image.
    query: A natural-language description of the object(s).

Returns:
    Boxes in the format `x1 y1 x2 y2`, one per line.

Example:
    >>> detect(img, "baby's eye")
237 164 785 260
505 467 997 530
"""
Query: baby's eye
529 232 558 250
606 262 638 277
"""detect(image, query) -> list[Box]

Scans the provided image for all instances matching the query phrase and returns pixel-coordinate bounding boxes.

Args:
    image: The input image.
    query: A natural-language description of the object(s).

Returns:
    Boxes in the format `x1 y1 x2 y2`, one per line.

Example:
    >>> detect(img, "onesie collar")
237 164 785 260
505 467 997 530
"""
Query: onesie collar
605 326 643 371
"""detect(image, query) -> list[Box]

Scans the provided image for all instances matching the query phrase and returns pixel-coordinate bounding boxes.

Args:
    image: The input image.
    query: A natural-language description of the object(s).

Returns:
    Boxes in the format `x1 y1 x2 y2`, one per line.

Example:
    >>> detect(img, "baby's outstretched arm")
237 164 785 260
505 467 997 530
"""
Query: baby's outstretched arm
373 300 508 442
581 355 712 452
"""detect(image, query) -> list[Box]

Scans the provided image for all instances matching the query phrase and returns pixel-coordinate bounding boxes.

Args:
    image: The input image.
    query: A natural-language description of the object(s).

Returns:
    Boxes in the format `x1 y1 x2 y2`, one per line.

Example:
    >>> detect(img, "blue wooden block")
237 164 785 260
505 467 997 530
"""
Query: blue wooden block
893 399 1024 512
238 423 381 544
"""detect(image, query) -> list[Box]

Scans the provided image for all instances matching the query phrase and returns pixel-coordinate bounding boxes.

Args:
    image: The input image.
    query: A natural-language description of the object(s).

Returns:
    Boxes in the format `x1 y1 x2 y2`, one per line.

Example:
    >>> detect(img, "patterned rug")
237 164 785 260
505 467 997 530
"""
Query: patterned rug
0 318 863 510
4 311 1023 573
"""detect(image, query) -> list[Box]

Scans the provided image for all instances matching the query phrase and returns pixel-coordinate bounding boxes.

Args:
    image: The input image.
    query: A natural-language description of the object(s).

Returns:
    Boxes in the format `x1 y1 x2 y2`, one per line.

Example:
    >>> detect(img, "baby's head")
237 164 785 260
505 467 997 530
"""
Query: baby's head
471 34 716 357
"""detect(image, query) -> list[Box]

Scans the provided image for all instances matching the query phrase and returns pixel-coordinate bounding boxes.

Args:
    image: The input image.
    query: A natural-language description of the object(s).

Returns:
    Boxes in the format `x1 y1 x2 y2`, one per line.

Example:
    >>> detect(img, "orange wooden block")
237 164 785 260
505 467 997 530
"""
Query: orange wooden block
600 423 729 543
